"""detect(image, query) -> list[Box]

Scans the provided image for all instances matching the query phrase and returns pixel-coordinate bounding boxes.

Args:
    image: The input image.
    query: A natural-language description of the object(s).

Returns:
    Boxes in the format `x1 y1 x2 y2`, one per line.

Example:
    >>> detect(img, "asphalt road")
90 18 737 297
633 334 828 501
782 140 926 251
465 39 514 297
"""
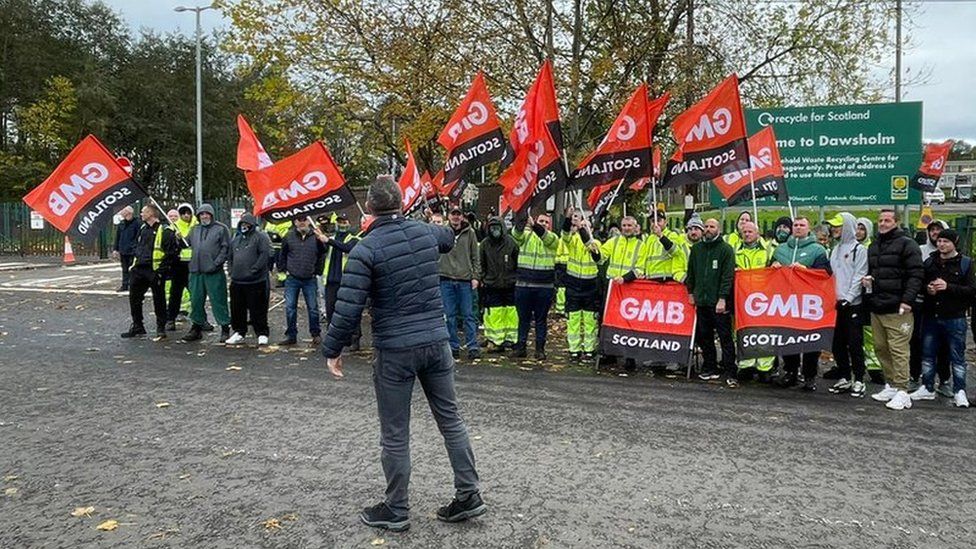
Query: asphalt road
1 267 975 548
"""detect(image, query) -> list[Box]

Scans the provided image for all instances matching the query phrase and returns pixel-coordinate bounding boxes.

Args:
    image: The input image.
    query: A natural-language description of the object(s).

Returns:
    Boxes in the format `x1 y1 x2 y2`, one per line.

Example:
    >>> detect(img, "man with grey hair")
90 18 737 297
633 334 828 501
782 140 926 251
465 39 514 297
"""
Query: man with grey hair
322 175 485 532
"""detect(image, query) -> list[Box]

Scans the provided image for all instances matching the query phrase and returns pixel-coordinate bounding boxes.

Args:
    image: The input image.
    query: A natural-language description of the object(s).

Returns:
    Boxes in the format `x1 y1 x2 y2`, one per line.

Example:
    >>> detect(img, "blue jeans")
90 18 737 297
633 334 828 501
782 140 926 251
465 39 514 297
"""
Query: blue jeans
921 316 968 392
440 280 479 352
373 341 480 515
284 276 320 339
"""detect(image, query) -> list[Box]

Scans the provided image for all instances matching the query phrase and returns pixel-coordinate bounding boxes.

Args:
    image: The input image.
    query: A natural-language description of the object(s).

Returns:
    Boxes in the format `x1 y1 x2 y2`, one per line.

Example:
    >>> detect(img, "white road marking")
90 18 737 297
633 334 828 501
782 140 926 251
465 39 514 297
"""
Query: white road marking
14 275 87 287
64 263 120 271
0 286 123 296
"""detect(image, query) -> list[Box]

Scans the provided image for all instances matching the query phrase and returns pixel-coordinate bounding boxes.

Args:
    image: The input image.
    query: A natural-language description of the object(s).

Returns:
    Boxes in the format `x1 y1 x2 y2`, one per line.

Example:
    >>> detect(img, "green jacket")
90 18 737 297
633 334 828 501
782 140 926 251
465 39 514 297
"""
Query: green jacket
685 235 735 307
439 221 481 281
771 235 829 269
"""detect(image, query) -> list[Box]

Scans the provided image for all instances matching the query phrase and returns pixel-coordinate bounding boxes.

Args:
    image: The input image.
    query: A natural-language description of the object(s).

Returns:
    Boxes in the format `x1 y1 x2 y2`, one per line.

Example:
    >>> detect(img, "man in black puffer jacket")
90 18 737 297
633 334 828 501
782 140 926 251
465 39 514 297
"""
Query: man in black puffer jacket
322 176 485 532
864 209 924 411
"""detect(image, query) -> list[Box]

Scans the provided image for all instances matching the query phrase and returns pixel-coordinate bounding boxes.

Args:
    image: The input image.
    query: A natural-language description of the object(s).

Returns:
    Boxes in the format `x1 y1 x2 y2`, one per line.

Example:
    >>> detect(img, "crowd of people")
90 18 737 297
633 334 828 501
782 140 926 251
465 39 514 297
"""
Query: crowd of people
113 194 975 413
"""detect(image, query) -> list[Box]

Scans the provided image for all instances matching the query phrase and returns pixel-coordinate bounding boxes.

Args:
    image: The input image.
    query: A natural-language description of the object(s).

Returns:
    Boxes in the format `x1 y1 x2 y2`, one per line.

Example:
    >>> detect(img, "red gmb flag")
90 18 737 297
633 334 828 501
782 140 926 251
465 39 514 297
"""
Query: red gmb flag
397 138 425 216
600 280 697 364
911 140 953 192
246 141 355 222
23 134 147 241
503 60 564 167
587 180 622 224
734 266 837 360
498 122 565 214
712 125 788 206
662 74 749 188
236 114 274 172
571 86 668 191
629 146 662 192
438 72 506 187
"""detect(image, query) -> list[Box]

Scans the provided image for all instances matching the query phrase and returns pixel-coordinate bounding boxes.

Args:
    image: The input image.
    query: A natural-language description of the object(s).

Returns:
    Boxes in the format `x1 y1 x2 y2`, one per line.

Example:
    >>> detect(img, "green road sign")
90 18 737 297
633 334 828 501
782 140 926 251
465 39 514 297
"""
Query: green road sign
710 102 923 207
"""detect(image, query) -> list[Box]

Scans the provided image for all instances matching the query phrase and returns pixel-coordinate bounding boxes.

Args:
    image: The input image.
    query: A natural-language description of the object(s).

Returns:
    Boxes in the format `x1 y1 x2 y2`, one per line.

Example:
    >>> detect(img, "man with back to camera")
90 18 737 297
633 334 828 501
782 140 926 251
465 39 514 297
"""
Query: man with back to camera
322 175 485 532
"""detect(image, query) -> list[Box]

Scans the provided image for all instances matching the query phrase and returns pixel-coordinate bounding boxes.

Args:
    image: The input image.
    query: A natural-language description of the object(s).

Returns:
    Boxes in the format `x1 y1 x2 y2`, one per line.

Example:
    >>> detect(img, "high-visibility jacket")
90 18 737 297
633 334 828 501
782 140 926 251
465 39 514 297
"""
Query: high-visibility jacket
734 240 771 270
555 238 569 267
600 234 644 279
636 228 687 281
561 231 600 281
727 231 769 253
323 232 361 281
512 226 558 284
152 225 176 271
172 217 197 262
265 220 293 249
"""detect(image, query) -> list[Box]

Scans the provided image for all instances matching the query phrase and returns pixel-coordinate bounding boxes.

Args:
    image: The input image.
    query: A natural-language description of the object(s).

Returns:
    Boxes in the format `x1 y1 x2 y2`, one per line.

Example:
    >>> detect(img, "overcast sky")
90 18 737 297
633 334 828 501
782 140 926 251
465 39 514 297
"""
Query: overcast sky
102 0 975 142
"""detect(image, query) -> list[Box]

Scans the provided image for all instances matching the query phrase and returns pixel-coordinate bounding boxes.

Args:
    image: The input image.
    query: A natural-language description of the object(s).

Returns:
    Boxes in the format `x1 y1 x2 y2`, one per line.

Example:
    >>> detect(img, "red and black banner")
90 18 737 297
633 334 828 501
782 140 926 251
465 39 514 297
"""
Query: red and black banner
246 141 355 222
734 266 837 359
571 86 667 191
503 60 565 168
587 180 622 225
438 72 506 187
911 140 953 192
397 138 426 216
713 126 788 206
600 280 697 364
23 135 147 242
662 74 749 188
629 146 661 192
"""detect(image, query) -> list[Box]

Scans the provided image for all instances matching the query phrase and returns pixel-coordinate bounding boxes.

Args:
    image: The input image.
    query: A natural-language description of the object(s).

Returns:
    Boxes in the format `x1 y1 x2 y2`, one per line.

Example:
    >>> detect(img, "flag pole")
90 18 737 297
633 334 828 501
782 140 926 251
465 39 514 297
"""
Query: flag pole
147 195 189 247
748 167 759 226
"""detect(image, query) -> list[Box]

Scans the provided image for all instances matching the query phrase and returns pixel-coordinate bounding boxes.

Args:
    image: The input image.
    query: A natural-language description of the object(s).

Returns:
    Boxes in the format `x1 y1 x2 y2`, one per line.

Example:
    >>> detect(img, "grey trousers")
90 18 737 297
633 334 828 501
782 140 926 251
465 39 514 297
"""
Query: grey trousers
373 341 480 515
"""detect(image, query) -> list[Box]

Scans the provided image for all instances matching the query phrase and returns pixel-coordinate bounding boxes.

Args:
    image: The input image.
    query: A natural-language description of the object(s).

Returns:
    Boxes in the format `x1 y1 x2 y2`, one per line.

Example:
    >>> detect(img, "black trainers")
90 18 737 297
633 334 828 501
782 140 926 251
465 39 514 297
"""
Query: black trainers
360 502 409 532
698 370 720 381
219 325 231 343
468 349 481 360
201 321 215 332
436 493 487 523
534 350 547 361
511 347 527 358
120 325 147 338
451 349 461 360
776 372 798 388
181 325 203 342
569 351 582 361
801 379 817 392
278 337 297 346
581 352 595 361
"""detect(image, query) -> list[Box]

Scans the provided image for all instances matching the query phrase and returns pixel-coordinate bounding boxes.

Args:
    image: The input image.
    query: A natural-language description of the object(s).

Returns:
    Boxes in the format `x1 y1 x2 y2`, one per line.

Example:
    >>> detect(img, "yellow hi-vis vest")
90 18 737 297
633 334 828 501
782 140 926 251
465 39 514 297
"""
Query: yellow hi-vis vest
512 227 558 275
555 238 569 266
152 224 174 271
637 228 687 281
561 231 600 281
600 234 643 279
265 220 293 249
322 232 361 277
734 241 770 270
173 217 197 262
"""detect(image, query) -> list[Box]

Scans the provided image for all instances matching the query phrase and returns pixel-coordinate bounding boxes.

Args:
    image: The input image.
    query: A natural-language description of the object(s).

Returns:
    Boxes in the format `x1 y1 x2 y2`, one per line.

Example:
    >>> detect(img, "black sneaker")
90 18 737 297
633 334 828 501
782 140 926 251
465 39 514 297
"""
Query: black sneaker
801 379 817 392
776 372 798 388
698 371 720 381
451 349 461 360
534 350 547 361
569 352 582 361
181 325 203 342
120 325 147 338
201 321 215 332
278 337 297 346
360 502 409 532
219 325 231 343
468 349 481 360
511 347 527 358
153 330 167 341
822 367 842 380
581 352 595 361
436 493 487 523
725 377 739 388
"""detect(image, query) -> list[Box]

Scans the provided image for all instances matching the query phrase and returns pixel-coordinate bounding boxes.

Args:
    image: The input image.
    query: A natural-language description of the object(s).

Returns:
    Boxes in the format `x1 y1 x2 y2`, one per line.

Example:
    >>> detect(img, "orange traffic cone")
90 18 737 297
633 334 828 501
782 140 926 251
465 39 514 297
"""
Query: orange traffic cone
63 235 76 265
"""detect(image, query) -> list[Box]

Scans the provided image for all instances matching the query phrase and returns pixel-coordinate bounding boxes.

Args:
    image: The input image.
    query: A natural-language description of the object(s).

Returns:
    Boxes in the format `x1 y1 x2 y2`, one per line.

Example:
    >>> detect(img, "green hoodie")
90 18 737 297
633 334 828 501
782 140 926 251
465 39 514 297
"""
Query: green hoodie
685 234 735 307
771 234 828 268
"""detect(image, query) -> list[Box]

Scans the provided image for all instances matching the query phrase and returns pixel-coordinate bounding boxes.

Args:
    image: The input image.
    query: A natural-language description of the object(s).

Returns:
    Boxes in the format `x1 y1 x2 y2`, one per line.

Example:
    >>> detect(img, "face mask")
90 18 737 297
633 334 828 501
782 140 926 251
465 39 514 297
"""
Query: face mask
489 227 502 239
201 217 212 226
239 224 251 234
337 226 348 234
775 229 789 243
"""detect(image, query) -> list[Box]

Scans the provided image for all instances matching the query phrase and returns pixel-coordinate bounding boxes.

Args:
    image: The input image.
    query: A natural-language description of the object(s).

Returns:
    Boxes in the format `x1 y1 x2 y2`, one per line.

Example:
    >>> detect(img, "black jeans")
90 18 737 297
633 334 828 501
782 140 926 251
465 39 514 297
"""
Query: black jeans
324 282 361 343
373 341 480 515
129 265 166 332
783 352 820 381
166 261 190 322
832 303 866 382
119 254 134 289
910 308 950 382
514 286 555 351
229 280 270 337
695 306 735 377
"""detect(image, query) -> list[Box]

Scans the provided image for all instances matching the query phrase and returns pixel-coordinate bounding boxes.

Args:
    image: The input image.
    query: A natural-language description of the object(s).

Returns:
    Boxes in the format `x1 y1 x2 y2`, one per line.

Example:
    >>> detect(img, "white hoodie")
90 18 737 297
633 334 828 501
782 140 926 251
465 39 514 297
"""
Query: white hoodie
829 212 869 305
920 219 949 259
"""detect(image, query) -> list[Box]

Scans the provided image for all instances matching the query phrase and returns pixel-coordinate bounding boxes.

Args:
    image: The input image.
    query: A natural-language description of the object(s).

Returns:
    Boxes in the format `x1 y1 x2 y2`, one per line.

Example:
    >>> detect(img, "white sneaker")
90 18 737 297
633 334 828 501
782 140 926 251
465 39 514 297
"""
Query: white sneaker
257 335 269 346
909 386 936 401
225 332 245 345
850 381 866 398
885 390 913 410
871 384 898 402
954 390 970 408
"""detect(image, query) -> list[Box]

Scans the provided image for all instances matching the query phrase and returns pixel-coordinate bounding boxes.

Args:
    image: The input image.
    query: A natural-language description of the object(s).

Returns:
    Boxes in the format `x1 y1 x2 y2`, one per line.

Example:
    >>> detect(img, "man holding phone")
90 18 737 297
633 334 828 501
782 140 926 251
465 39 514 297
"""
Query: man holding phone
863 209 924 411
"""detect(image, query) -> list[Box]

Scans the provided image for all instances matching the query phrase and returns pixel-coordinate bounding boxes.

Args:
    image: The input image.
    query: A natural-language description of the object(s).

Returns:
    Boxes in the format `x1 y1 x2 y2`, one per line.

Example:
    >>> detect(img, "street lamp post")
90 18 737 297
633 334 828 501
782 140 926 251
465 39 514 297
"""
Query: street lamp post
175 4 214 206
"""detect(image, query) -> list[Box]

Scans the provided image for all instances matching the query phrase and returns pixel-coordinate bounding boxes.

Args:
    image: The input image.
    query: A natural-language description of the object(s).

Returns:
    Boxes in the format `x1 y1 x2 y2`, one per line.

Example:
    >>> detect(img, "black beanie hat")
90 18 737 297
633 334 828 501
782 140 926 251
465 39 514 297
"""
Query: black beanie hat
775 216 793 230
938 228 959 245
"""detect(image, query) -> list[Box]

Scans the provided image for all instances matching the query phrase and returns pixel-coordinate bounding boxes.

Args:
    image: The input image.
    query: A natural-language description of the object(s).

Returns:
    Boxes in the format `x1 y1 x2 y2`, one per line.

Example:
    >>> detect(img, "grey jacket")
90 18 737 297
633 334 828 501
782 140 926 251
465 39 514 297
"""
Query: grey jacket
228 213 272 284
188 203 231 274
829 212 869 305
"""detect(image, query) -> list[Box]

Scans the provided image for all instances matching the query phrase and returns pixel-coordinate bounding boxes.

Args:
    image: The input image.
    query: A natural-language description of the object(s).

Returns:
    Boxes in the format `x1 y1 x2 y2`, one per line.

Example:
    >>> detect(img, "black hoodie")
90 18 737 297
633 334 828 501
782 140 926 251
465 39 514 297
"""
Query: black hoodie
479 217 518 289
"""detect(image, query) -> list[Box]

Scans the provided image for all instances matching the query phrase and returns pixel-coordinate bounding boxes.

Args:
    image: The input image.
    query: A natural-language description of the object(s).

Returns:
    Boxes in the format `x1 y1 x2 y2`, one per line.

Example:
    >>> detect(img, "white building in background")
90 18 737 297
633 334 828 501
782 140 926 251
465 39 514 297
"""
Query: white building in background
940 160 976 202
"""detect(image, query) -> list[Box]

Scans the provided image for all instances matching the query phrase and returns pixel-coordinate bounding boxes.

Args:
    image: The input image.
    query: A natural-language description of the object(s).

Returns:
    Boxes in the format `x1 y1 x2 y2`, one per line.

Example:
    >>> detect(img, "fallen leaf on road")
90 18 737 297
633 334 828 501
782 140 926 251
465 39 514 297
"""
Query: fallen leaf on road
85 348 100 352
281 513 298 521
196 351 206 357
96 519 118 531
4 487 17 496
226 366 241 371
71 506 95 517
155 402 170 408
473 435 483 441
3 475 17 482
371 538 386 546
518 366 532 371
261 518 281 530
121 360 133 364
75 305 85 310
178 473 191 480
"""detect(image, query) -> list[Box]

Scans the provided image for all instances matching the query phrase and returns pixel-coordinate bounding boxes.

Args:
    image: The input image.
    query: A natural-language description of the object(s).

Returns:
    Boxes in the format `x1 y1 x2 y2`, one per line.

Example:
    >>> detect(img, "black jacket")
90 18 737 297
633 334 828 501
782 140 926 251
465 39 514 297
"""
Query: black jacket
228 213 272 284
132 220 179 274
922 252 975 319
480 218 519 289
866 228 924 314
325 232 358 284
114 218 140 255
280 228 326 280
322 215 454 358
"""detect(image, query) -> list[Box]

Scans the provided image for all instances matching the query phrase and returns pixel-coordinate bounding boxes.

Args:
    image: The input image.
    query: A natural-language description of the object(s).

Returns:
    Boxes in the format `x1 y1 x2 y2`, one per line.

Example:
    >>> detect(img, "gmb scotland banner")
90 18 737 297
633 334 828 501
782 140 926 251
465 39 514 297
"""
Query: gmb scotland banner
600 280 696 364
